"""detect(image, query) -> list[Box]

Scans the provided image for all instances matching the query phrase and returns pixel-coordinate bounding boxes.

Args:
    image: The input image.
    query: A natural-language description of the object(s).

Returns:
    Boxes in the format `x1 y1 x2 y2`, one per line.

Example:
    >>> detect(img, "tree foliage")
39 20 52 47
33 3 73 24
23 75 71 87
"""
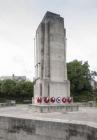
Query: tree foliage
90 71 97 80
0 80 34 102
67 60 92 96
1 80 16 97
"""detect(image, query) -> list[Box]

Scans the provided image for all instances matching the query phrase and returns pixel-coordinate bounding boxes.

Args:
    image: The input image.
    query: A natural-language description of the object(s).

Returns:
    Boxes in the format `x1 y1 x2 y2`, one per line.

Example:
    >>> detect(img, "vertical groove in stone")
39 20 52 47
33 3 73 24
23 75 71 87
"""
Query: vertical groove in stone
40 83 42 96
36 32 38 78
48 22 50 79
48 83 50 97
43 21 50 79
48 22 50 97
41 23 45 79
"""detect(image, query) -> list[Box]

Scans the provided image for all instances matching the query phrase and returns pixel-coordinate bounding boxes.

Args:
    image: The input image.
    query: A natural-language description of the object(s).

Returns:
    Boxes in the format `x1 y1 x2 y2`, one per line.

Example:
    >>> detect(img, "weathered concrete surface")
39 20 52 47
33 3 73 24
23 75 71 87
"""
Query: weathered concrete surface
0 106 97 140
34 11 70 104
30 103 79 113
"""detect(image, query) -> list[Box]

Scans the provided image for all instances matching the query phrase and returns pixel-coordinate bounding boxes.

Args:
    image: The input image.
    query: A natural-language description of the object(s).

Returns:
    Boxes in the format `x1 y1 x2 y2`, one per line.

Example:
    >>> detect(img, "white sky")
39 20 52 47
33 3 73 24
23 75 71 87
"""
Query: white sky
0 0 97 81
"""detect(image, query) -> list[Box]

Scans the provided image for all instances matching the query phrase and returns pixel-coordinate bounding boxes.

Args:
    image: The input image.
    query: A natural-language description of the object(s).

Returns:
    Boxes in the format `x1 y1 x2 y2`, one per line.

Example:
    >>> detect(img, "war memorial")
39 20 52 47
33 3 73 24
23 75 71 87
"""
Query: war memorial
0 12 97 140
32 11 78 112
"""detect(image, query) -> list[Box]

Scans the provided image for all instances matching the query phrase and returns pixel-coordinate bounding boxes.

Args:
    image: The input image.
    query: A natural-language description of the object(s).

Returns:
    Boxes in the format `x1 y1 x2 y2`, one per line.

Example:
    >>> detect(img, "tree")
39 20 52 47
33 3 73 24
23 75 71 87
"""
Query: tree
1 79 16 98
0 80 34 102
90 71 97 80
15 81 34 99
0 80 2 97
67 60 92 97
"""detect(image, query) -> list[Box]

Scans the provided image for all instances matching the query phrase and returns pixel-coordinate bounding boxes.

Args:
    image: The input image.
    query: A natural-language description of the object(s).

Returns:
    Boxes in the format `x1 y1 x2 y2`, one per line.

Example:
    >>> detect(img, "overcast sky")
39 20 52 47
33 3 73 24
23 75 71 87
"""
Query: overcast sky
0 0 97 80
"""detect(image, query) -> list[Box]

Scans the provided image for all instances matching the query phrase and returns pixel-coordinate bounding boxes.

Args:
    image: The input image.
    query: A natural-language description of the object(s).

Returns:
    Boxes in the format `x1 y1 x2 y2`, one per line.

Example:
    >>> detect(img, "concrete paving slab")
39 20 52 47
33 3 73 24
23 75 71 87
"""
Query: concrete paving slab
0 105 97 128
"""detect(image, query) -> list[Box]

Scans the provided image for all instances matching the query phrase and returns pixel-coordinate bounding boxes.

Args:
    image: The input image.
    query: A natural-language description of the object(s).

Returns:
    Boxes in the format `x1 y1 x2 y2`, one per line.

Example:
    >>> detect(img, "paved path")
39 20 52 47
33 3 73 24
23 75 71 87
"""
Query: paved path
0 105 97 128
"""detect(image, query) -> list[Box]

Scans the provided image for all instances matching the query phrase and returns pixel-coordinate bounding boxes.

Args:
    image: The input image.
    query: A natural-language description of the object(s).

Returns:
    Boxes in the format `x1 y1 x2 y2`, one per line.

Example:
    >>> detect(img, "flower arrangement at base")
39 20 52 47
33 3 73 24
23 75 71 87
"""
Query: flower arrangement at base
37 97 42 103
44 97 50 103
56 97 61 103
67 97 72 103
50 97 55 103
62 97 66 103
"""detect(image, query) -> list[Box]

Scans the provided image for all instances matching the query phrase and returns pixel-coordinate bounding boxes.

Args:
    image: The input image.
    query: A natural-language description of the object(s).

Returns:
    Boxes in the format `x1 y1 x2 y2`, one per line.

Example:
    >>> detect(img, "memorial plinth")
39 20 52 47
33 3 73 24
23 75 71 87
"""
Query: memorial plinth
32 11 78 112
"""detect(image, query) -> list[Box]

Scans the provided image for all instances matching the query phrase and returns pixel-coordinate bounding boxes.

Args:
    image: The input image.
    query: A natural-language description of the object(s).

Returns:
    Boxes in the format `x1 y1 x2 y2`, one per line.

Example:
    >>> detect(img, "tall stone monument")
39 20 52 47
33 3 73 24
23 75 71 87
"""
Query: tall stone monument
32 12 78 112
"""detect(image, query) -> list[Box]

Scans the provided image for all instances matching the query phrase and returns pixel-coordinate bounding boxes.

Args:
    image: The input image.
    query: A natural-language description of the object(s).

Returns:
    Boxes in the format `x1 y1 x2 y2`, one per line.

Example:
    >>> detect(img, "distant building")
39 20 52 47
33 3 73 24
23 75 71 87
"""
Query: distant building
91 79 97 90
0 74 26 81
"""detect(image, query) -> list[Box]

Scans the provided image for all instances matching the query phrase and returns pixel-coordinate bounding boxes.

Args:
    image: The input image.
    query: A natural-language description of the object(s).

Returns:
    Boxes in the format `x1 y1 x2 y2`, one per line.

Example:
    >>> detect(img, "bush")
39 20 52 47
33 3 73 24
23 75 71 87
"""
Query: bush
0 80 34 103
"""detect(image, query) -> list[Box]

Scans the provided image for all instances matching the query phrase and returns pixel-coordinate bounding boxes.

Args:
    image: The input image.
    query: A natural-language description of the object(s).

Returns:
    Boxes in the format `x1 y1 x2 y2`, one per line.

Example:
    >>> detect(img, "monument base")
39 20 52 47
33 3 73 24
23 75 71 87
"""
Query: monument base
29 104 79 113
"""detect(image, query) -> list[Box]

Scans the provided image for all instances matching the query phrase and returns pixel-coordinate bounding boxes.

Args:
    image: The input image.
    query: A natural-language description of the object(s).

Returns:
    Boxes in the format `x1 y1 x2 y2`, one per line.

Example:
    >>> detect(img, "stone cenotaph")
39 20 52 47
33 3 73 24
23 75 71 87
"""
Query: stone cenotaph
32 11 78 112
